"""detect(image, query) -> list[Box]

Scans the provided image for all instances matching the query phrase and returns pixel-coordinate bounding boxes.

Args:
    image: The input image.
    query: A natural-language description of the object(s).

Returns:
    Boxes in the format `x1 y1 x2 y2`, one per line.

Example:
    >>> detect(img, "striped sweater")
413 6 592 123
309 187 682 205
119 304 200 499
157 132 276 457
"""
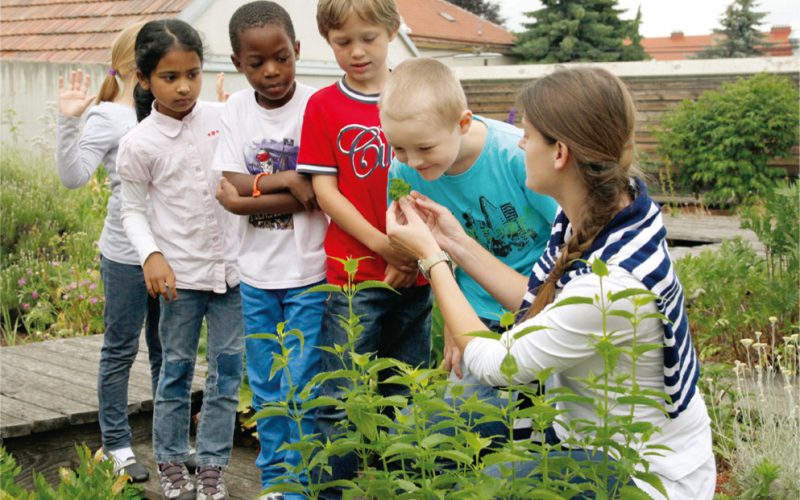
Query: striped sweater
520 178 699 418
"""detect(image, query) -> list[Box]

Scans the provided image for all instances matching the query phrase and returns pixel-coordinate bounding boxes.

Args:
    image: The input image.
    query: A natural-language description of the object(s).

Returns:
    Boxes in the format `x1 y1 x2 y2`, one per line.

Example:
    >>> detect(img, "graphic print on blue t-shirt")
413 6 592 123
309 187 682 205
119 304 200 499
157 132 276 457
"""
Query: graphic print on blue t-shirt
244 138 297 230
461 195 538 257
336 124 392 179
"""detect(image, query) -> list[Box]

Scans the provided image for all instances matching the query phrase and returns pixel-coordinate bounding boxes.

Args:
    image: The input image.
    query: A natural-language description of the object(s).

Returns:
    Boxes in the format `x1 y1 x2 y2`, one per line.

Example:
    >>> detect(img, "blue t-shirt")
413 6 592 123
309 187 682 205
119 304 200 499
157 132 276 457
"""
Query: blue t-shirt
388 116 558 320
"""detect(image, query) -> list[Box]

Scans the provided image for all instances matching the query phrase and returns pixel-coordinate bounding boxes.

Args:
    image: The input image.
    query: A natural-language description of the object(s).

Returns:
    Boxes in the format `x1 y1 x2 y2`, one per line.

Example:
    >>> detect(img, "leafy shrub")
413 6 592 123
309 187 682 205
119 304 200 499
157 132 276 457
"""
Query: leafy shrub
655 73 799 207
249 257 667 498
739 180 799 278
0 444 142 499
0 147 108 343
675 238 798 362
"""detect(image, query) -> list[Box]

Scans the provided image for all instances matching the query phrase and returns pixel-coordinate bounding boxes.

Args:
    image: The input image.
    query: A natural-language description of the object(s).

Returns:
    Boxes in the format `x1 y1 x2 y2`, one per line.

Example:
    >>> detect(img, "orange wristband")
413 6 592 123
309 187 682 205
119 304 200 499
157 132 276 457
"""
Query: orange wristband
252 172 269 198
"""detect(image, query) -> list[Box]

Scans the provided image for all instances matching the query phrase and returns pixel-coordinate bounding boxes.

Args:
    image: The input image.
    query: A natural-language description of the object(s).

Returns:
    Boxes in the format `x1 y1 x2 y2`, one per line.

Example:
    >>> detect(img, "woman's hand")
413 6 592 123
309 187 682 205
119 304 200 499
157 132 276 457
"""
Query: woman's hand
409 192 468 254
58 69 95 117
143 252 178 302
386 197 442 261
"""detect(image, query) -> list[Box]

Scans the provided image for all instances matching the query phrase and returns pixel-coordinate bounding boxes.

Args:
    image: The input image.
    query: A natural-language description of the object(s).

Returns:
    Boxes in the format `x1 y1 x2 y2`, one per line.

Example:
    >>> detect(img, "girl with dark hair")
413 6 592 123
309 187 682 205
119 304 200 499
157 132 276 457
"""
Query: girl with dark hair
387 67 715 499
117 19 243 500
54 21 160 483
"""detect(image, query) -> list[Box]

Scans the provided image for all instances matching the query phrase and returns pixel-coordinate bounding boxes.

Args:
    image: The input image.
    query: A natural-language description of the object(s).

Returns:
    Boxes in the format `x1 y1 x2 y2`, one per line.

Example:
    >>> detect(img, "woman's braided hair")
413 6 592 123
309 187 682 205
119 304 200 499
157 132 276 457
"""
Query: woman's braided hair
518 68 642 320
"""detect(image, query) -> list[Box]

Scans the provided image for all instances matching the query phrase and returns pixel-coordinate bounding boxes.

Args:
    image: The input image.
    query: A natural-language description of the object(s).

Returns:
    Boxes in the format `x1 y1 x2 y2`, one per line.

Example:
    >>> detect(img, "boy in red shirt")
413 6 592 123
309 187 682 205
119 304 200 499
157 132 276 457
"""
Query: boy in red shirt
296 0 432 495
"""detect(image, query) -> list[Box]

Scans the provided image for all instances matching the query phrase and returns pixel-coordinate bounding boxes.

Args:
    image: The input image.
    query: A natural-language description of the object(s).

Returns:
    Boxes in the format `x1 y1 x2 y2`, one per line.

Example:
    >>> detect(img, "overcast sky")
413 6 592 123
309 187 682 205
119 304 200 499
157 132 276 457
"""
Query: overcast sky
496 0 800 37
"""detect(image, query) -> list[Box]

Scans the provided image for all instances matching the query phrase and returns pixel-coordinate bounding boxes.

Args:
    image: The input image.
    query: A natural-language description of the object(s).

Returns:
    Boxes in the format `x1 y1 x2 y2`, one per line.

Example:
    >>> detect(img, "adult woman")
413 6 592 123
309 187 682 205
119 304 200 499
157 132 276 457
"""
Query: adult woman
386 67 715 499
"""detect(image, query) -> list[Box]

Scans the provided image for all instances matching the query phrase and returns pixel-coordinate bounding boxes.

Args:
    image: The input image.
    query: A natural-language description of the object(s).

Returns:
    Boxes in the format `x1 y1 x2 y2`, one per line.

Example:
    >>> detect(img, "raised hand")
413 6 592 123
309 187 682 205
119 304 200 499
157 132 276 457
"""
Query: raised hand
216 72 230 102
57 69 96 117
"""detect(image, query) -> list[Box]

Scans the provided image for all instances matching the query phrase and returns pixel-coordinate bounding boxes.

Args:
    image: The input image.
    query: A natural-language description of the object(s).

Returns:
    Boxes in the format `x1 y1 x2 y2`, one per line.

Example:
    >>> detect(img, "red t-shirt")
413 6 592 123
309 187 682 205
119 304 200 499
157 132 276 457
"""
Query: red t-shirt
297 78 423 286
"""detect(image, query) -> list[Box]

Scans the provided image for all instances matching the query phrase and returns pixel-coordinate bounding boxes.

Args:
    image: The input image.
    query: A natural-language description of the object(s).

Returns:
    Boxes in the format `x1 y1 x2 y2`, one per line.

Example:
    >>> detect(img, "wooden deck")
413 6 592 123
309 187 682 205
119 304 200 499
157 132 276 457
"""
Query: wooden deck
0 334 263 499
662 212 763 260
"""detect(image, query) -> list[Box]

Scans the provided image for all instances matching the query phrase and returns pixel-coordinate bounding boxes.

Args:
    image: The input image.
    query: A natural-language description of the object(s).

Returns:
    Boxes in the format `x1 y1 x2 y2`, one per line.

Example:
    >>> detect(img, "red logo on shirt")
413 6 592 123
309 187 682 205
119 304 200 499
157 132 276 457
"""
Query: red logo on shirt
337 124 391 179
207 130 220 137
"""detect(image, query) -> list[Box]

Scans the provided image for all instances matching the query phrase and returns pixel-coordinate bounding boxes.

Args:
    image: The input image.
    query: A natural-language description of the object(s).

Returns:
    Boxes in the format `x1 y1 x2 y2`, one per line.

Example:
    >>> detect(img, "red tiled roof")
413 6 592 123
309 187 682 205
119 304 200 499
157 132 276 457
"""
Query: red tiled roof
642 26 795 61
0 0 193 63
397 0 513 49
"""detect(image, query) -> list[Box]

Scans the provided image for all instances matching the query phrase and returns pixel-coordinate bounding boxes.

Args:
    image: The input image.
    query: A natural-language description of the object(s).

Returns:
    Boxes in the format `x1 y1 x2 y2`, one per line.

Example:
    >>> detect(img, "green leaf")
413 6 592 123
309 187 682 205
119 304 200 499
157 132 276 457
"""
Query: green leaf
466 330 502 340
301 283 342 295
382 442 417 458
617 395 668 413
608 288 654 302
355 280 399 294
551 296 594 308
632 470 668 497
513 324 549 340
500 352 519 380
421 433 452 449
246 333 278 341
591 258 609 277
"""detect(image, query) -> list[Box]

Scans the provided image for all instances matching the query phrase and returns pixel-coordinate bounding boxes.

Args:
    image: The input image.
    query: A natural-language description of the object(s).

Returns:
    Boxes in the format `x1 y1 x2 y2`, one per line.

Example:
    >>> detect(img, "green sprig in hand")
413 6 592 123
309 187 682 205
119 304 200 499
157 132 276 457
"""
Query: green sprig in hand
389 178 412 201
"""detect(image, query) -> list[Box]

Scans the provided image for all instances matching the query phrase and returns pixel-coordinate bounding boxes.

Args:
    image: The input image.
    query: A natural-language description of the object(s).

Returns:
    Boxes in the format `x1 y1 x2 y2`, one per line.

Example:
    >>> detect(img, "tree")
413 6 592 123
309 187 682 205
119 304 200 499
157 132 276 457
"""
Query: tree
513 0 648 63
696 0 768 58
448 0 505 26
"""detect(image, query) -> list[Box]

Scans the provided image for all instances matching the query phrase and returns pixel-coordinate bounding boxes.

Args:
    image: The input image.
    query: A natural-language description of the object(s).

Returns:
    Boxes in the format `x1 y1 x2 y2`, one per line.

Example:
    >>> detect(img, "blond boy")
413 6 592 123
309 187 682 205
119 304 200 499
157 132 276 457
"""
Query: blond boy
295 2 432 495
381 58 557 399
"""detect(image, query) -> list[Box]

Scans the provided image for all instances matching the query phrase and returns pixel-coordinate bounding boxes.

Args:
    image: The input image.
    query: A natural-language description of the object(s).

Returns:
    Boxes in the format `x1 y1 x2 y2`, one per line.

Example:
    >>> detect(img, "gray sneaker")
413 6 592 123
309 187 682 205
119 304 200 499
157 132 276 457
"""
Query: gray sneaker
158 461 195 500
196 465 228 500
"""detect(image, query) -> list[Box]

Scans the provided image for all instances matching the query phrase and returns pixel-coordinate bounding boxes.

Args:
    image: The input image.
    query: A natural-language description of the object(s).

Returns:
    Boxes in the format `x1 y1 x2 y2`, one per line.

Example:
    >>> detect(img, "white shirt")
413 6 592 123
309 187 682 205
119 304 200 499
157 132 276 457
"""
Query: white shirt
211 84 327 289
56 102 139 265
118 101 239 293
464 265 715 499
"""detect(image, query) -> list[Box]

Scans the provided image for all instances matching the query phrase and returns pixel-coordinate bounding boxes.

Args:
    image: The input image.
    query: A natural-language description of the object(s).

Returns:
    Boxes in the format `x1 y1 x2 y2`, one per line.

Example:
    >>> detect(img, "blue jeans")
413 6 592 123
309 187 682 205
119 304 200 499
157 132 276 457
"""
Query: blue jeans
316 285 433 499
240 281 325 495
98 255 161 451
152 286 243 467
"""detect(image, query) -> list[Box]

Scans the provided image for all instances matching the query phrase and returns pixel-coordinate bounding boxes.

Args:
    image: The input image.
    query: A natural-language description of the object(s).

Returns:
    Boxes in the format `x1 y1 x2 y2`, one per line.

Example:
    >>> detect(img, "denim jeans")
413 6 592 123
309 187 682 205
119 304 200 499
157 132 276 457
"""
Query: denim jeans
240 281 325 496
316 285 433 499
98 255 161 451
152 286 243 467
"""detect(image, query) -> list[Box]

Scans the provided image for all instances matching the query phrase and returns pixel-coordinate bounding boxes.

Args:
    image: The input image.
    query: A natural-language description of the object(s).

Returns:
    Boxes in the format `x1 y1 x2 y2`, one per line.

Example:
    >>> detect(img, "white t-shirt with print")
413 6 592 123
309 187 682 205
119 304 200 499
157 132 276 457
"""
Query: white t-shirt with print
212 84 327 289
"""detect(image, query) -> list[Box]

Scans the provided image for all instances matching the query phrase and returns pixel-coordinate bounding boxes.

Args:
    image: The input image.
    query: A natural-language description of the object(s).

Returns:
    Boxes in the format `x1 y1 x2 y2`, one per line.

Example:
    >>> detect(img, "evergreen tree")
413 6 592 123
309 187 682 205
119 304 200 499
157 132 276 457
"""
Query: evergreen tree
696 0 768 58
621 6 648 61
448 0 505 26
513 0 647 63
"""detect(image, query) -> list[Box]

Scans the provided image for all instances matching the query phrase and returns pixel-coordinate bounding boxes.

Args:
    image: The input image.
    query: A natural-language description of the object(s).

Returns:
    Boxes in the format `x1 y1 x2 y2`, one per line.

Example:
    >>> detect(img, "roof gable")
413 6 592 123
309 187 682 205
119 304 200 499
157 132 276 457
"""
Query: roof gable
1 0 194 63
397 0 513 48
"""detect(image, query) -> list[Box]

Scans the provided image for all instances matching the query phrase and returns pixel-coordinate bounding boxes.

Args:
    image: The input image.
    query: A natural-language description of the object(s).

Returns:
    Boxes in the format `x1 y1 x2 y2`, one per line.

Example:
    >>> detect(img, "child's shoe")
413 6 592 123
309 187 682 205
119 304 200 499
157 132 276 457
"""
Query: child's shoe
157 461 195 500
196 465 228 500
103 447 149 482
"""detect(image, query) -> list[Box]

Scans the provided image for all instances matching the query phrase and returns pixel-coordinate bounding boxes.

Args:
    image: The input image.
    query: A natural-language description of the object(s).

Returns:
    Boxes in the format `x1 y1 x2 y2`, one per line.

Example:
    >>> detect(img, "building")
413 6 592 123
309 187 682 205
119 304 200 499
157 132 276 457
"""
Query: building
642 26 796 61
397 0 516 66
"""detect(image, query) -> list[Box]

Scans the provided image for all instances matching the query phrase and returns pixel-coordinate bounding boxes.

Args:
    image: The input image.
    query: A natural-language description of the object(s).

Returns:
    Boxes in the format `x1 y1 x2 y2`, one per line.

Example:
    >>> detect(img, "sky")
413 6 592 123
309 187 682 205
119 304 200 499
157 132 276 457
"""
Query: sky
496 0 800 37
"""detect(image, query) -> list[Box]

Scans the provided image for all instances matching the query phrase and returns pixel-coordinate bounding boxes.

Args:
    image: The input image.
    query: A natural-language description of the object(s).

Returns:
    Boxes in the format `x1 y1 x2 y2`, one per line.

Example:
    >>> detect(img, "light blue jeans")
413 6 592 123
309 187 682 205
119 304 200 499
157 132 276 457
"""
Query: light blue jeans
240 281 325 496
152 286 243 467
98 255 161 451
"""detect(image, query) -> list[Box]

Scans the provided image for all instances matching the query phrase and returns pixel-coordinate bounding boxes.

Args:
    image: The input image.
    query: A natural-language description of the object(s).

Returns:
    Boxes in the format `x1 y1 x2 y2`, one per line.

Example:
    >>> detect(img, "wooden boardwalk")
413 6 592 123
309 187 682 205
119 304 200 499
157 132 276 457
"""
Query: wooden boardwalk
0 334 263 499
0 213 761 498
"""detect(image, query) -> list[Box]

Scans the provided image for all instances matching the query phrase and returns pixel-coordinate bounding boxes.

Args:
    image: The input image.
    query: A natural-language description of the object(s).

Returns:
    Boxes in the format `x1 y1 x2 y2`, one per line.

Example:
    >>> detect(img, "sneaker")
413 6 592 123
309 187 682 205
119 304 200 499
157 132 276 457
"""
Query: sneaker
158 461 195 500
196 465 228 500
257 494 284 500
184 447 198 473
103 449 149 483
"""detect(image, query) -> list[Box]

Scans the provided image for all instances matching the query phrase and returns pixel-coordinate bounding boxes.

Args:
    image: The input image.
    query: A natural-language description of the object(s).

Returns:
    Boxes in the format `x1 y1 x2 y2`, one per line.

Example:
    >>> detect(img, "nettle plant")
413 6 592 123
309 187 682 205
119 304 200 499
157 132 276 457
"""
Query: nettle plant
249 257 669 498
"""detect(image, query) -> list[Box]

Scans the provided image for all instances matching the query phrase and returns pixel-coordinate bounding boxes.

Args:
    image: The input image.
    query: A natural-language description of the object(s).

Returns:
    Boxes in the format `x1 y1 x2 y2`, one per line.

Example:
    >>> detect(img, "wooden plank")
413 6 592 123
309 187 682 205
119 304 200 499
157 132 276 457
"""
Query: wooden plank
0 360 99 427
4 343 155 399
0 413 32 439
0 394 68 434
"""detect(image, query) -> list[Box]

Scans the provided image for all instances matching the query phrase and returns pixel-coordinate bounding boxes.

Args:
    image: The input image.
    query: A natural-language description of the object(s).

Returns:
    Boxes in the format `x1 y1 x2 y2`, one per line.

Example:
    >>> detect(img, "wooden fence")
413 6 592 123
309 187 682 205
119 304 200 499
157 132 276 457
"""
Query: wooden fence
456 57 799 177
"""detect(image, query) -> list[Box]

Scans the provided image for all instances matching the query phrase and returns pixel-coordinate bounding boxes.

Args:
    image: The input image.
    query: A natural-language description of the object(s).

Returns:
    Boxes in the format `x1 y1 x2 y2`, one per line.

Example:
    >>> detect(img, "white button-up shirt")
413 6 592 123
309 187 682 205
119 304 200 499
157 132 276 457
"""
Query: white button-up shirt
118 101 239 293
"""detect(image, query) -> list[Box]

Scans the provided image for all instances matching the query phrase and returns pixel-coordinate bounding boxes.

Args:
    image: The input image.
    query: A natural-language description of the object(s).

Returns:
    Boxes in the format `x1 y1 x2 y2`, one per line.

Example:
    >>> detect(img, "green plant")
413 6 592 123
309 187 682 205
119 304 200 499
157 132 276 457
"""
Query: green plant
1 147 108 342
655 73 799 207
739 180 800 278
248 257 670 498
676 238 798 363
0 445 141 499
388 178 411 201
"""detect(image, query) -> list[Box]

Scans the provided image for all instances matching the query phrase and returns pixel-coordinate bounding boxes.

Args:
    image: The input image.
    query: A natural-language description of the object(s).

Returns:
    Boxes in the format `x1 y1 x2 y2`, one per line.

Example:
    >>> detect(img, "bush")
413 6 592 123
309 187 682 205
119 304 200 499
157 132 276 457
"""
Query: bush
0 147 108 344
655 73 799 207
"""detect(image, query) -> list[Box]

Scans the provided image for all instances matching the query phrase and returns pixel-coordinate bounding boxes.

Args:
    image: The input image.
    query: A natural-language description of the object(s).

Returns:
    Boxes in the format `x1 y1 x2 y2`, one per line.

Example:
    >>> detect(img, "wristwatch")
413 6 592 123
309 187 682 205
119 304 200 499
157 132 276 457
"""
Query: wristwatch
418 251 453 280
